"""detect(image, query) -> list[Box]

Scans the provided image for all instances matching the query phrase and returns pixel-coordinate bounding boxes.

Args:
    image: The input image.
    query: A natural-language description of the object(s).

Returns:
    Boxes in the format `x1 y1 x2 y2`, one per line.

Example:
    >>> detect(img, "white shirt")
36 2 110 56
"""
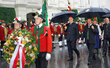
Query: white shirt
96 24 101 36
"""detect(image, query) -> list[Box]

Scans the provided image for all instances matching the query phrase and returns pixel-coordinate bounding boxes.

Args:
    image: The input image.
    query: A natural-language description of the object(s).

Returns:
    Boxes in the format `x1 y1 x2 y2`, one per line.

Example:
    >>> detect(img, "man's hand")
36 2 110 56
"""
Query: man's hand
99 35 102 39
64 26 67 30
91 25 94 30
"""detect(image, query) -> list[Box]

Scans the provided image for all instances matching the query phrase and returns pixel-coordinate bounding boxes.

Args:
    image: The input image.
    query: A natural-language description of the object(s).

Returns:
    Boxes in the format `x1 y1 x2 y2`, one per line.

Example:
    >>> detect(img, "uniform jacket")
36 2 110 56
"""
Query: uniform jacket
31 24 52 53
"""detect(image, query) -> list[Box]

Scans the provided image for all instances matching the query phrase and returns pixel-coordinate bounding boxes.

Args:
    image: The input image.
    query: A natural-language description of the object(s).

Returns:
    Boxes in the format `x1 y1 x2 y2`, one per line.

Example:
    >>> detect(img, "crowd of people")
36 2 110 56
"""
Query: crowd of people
0 15 53 68
50 17 110 65
0 15 110 68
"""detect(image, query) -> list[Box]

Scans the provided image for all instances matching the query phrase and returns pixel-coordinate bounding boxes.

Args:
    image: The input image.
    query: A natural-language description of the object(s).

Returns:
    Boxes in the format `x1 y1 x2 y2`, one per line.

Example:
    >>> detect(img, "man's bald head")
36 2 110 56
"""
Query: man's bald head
105 18 109 24
68 17 74 23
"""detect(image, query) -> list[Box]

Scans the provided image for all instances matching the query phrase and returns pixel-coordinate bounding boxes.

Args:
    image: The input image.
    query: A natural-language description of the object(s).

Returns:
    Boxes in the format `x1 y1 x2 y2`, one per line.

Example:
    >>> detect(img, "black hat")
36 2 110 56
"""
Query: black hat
34 14 45 22
13 20 22 24
13 17 22 24
0 21 7 24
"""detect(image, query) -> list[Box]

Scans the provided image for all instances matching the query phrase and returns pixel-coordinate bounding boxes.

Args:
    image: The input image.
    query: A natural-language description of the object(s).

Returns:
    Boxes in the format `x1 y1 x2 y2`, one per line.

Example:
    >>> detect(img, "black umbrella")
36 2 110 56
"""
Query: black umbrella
51 11 76 23
103 14 110 18
102 11 110 18
77 7 110 18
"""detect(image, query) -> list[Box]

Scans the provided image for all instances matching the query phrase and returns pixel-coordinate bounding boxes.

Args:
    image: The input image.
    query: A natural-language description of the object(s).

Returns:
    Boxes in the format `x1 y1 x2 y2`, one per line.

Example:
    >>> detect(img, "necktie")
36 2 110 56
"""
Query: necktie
36 26 39 30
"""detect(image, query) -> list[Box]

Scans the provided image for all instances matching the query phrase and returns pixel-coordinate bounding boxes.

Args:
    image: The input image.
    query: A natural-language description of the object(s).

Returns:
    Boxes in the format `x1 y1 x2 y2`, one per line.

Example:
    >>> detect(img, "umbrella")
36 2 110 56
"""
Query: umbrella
103 14 110 18
51 11 76 23
77 7 110 18
102 11 110 18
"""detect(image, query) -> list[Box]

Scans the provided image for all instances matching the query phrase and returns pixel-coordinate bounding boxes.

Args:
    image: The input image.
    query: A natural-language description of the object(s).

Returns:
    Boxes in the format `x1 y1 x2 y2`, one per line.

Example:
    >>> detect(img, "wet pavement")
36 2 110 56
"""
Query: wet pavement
0 37 110 68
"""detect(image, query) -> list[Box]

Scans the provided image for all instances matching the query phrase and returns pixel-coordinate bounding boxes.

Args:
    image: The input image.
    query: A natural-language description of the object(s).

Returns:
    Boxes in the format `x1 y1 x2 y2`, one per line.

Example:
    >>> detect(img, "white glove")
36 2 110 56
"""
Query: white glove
63 35 64 37
0 49 3 51
58 34 61 37
46 53 51 61
51 34 53 36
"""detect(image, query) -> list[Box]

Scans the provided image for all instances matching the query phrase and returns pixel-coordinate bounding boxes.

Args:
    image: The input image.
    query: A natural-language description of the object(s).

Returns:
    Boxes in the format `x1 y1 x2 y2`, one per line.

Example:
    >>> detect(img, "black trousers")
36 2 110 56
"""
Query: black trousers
58 35 63 41
86 42 95 62
103 39 110 55
0 41 5 56
52 35 55 41
0 41 5 48
52 35 55 48
35 52 48 68
67 40 80 59
99 39 102 48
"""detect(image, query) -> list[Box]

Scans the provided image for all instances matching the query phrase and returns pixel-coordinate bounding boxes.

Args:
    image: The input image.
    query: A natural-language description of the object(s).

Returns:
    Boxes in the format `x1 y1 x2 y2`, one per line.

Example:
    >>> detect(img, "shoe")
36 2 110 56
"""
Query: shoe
65 45 67 46
87 62 91 65
59 46 63 48
67 58 73 61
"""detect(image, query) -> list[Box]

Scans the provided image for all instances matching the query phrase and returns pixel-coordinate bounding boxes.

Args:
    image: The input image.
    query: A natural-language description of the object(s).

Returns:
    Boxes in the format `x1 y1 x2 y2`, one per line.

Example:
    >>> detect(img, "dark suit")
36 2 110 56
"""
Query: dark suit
81 24 99 62
102 23 110 56
65 23 80 59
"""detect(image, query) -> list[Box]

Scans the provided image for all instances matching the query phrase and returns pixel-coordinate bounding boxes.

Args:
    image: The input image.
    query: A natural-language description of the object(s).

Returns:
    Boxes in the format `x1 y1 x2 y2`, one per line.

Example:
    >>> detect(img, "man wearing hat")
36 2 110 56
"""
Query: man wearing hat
50 22 55 49
31 14 52 68
57 23 63 47
78 20 83 37
0 21 7 57
8 18 23 35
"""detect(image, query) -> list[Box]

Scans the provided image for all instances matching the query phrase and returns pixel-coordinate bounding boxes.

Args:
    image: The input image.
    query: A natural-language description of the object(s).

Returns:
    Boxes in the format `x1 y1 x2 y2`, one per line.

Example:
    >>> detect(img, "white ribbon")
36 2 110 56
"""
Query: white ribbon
9 37 25 68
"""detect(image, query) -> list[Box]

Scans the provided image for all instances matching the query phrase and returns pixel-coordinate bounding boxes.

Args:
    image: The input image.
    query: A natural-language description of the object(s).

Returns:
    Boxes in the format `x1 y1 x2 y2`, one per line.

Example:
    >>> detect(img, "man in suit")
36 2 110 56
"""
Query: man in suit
64 17 80 61
81 18 99 65
102 18 110 56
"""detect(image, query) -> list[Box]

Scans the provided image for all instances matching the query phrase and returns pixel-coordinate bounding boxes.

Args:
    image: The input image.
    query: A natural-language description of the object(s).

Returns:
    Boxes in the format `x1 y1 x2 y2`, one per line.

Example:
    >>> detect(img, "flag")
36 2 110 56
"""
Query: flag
68 3 71 11
42 0 48 26
67 0 71 11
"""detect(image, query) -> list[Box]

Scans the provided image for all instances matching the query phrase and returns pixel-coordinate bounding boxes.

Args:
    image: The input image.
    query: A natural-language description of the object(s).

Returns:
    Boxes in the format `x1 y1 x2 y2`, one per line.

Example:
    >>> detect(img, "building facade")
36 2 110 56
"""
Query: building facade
0 0 109 21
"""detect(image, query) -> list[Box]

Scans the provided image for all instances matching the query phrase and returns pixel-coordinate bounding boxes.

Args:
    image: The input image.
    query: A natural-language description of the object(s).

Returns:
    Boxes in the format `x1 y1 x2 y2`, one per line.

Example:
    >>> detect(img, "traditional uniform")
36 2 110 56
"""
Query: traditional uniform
22 24 29 31
8 27 14 35
31 15 52 68
63 25 67 46
57 24 63 47
31 24 35 28
50 24 55 41
0 22 7 57
78 23 83 37
50 24 55 49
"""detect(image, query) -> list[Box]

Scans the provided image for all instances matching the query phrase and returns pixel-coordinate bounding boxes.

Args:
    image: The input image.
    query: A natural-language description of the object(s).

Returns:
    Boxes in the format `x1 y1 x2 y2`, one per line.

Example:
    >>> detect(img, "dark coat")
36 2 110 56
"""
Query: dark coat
81 24 99 44
65 23 79 42
103 23 110 39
